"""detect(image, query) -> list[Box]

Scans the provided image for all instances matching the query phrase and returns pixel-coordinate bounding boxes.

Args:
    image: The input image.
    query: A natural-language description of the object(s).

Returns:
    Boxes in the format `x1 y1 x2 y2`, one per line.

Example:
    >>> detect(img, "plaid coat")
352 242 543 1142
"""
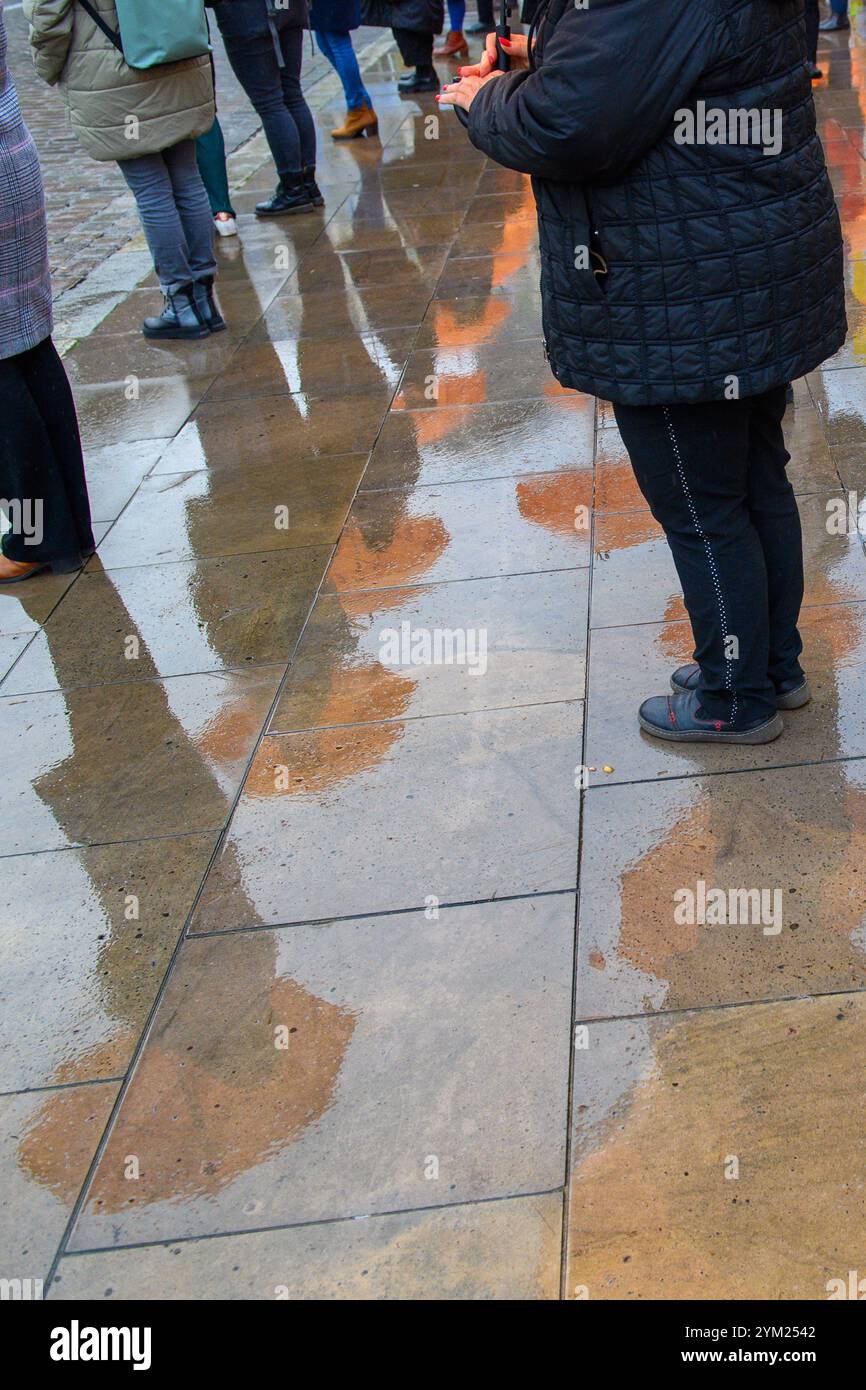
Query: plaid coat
0 4 52 360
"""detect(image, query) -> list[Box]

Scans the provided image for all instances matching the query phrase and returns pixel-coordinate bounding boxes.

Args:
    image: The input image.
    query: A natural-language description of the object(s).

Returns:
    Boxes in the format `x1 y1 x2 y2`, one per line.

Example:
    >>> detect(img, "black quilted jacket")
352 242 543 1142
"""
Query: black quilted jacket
467 0 846 406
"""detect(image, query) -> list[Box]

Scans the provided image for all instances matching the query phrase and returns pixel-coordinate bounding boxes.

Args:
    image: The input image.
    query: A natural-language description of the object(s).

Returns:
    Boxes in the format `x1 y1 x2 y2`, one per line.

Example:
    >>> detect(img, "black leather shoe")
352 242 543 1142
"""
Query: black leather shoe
639 690 784 744
670 662 811 710
255 177 314 217
398 68 439 93
142 285 209 340
820 14 850 29
302 166 325 207
193 276 227 333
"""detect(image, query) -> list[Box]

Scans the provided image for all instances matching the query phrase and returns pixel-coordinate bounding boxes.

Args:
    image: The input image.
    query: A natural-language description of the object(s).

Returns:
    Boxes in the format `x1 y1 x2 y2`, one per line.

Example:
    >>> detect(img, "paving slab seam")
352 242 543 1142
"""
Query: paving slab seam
558 397 602 1300
55 1184 566 1263
189 886 579 938
572 983 866 1029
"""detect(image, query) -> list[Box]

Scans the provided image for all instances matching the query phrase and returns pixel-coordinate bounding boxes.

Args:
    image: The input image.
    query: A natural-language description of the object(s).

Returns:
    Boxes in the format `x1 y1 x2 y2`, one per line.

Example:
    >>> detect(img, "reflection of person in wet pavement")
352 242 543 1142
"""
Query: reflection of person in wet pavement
0 4 93 585
442 1 847 747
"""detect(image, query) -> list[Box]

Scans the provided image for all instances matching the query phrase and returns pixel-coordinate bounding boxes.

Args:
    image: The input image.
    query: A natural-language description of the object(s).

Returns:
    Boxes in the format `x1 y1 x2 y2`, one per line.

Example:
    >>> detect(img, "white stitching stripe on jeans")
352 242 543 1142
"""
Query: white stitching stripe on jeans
662 406 737 725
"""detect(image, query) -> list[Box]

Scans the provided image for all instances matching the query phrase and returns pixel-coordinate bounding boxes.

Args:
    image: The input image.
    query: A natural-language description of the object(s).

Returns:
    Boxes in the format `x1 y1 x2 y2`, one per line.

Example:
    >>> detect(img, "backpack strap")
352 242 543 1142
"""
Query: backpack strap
77 0 123 54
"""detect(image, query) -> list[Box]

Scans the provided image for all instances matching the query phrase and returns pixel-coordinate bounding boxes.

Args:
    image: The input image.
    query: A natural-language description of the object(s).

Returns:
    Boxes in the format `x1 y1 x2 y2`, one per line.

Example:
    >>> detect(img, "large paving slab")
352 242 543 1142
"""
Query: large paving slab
0 835 216 1092
0 667 281 855
70 897 574 1248
51 1193 561 1300
269 569 589 731
575 758 866 1019
0 1084 119 1286
566 993 866 1300
190 700 582 930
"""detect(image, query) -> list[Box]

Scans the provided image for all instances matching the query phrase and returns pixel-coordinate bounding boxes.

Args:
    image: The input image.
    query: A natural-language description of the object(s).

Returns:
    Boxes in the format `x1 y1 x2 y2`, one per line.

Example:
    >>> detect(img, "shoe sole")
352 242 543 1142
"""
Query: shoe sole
254 205 316 218
639 711 784 744
332 129 377 140
0 562 50 585
670 676 811 710
142 326 209 340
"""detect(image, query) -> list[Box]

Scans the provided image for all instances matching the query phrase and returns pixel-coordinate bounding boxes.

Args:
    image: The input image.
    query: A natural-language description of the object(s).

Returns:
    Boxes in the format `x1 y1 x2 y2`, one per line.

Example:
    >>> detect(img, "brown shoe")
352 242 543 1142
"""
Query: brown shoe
331 103 379 140
434 30 469 59
0 555 50 585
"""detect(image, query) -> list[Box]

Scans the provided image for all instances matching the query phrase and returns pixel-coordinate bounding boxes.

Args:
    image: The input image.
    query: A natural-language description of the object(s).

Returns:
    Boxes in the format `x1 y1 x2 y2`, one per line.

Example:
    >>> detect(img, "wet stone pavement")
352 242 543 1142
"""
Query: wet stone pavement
2 20 866 1302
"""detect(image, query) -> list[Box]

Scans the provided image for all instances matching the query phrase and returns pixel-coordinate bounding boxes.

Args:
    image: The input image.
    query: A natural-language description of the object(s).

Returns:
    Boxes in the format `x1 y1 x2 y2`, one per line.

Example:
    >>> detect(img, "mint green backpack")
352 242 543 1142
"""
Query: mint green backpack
78 0 211 70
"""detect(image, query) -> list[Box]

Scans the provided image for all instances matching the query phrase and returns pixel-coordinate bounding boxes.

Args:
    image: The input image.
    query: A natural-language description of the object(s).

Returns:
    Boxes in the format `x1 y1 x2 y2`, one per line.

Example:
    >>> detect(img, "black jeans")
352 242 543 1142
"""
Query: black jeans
393 27 434 69
0 337 94 570
217 16 316 177
613 387 804 727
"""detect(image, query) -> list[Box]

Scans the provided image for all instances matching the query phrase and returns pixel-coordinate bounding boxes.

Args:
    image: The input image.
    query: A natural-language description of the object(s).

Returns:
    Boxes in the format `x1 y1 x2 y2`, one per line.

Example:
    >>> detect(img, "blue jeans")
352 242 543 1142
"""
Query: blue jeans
217 17 316 177
447 1 466 30
315 31 371 110
118 140 217 294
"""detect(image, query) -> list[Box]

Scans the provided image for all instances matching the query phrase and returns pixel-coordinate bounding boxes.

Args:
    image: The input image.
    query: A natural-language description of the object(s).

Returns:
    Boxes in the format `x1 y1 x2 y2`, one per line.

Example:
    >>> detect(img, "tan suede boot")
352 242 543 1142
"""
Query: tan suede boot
434 30 469 59
331 104 379 140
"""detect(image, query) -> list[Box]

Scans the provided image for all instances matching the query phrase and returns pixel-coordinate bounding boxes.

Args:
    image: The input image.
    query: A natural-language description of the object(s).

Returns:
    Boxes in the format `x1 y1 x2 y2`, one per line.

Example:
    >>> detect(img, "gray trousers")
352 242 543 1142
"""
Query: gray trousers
118 139 217 294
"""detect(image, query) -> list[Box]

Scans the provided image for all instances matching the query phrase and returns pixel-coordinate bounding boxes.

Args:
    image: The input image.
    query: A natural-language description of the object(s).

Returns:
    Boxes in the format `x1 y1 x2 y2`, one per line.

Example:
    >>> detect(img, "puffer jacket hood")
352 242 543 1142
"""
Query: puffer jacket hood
23 0 215 162
467 0 846 406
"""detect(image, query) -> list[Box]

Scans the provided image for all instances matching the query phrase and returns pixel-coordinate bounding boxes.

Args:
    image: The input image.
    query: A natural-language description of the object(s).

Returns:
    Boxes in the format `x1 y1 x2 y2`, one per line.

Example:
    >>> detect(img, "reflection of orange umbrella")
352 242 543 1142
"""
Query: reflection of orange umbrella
616 783 866 1003
516 471 593 537
20 933 356 1211
246 688 411 798
330 514 449 592
569 989 866 1299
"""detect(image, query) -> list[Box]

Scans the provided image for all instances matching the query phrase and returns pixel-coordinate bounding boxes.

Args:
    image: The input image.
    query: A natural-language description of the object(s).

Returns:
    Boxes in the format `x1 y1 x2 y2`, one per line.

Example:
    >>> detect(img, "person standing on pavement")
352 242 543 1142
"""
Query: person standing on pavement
312 0 378 139
362 0 444 94
23 0 223 340
435 2 469 61
820 0 849 30
441 0 846 746
0 1 94 585
209 0 322 215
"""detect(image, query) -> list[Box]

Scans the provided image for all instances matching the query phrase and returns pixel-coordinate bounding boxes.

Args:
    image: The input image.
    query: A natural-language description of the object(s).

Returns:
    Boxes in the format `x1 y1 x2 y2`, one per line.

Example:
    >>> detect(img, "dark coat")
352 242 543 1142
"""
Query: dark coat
310 0 360 31
466 0 846 406
361 0 443 36
210 0 309 35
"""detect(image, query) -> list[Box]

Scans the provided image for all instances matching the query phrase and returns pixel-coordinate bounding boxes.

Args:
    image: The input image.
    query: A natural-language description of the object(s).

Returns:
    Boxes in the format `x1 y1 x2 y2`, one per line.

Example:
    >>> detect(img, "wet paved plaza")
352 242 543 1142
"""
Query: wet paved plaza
3 14 866 1301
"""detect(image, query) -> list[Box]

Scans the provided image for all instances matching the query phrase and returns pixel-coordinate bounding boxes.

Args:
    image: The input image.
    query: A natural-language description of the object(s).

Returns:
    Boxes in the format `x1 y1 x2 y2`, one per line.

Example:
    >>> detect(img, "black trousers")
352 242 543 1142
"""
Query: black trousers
613 386 804 727
0 337 94 570
805 0 819 65
392 27 434 69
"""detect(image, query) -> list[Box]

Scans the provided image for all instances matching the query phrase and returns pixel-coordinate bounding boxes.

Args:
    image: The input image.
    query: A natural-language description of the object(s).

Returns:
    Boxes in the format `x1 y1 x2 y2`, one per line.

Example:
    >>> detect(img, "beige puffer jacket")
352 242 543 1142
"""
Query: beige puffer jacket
22 0 215 161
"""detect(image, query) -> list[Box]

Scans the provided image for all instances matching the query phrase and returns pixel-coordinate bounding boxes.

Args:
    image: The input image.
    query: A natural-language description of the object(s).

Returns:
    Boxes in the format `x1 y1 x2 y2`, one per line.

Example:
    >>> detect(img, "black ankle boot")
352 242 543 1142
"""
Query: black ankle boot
193 276 227 333
142 284 209 340
398 65 439 93
302 166 324 207
255 176 314 217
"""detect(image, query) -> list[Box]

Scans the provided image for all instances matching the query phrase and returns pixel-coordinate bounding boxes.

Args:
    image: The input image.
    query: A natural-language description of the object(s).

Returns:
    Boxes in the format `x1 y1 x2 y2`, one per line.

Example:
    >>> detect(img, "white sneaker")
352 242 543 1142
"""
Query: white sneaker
214 214 238 238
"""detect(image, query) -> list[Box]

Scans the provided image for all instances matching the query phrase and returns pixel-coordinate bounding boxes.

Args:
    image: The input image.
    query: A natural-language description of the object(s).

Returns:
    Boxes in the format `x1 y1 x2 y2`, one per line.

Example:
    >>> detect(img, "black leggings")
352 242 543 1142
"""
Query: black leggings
0 337 94 570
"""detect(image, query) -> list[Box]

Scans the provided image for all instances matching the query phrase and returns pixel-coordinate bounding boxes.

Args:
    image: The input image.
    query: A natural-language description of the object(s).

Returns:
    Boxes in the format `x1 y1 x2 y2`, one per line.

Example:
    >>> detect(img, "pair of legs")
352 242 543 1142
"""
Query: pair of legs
614 386 804 732
195 117 236 218
0 337 93 576
118 139 217 294
315 30 372 111
221 22 316 181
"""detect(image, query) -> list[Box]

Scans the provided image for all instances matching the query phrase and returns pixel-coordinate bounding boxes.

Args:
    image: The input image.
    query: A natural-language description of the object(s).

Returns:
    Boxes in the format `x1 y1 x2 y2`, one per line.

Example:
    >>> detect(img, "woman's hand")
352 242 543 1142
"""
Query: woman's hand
457 31 531 79
437 69 504 113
